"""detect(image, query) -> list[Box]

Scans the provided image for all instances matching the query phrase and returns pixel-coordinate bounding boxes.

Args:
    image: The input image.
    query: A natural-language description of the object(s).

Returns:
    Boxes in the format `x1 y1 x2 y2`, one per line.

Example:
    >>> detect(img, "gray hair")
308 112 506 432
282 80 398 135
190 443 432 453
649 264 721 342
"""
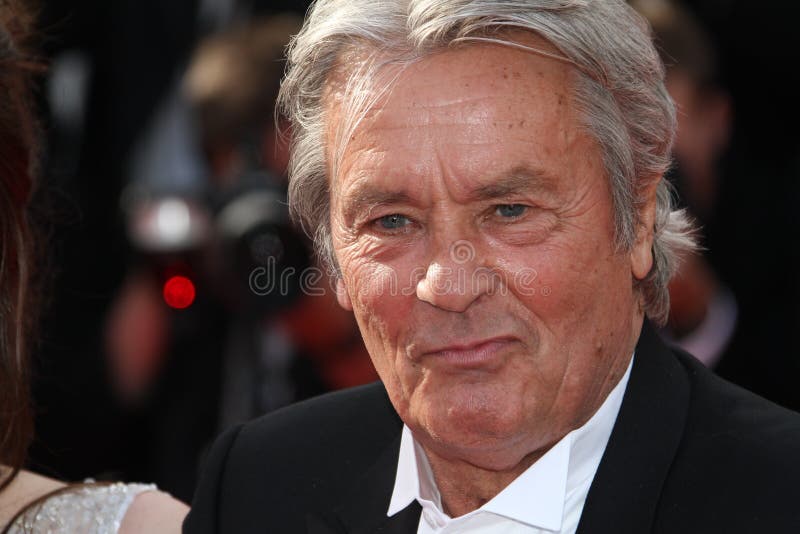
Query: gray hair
278 0 697 325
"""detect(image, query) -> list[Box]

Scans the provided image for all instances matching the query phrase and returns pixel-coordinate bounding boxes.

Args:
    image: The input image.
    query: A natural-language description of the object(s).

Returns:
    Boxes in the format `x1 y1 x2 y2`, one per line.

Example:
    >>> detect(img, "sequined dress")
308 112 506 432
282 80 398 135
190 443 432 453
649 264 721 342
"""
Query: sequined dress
6 482 156 533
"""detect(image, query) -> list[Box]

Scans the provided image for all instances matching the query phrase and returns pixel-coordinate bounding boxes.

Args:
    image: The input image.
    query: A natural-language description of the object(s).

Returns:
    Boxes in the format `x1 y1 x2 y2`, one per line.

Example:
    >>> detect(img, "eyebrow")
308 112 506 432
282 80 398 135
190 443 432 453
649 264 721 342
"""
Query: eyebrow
340 166 557 224
469 167 557 201
341 188 414 225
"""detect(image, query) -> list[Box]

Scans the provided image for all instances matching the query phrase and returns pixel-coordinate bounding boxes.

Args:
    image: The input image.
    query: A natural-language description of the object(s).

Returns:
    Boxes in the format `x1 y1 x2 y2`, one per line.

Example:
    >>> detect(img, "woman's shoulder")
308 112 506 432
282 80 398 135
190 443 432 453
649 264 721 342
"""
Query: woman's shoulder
1 469 187 533
0 469 66 526
118 489 189 534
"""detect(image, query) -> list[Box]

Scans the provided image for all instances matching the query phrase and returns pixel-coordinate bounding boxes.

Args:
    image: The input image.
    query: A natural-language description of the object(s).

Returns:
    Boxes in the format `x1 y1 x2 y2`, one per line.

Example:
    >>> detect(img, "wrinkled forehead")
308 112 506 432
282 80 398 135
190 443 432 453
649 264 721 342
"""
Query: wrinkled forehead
320 31 578 179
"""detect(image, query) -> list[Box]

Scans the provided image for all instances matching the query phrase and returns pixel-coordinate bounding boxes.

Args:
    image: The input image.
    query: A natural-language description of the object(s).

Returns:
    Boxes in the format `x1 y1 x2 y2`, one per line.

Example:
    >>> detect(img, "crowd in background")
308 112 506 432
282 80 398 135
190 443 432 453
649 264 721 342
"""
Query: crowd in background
24 0 800 504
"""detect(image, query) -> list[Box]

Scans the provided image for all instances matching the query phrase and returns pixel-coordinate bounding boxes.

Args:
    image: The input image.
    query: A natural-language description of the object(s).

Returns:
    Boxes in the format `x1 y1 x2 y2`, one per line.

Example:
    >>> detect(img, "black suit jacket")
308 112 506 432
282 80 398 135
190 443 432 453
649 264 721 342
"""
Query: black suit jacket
184 323 800 533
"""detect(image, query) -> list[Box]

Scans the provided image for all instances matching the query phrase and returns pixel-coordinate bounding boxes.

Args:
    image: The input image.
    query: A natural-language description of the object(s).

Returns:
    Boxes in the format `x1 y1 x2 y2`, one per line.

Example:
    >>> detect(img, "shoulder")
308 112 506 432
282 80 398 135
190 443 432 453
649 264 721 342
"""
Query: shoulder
186 382 401 532
2 476 186 534
632 324 800 454
674 348 800 450
0 469 65 527
661 348 800 529
225 381 400 483
119 489 188 534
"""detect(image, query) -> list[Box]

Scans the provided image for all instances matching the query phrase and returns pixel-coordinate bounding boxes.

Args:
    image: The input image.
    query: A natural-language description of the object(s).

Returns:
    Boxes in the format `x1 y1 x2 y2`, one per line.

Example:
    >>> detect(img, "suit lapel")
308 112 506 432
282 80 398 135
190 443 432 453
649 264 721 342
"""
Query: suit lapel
306 433 422 534
576 321 690 534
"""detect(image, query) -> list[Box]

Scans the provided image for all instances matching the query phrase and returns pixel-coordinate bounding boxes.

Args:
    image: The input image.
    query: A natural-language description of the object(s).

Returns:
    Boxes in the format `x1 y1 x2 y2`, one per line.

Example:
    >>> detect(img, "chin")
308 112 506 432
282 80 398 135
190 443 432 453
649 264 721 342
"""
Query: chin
413 394 537 465
420 425 538 472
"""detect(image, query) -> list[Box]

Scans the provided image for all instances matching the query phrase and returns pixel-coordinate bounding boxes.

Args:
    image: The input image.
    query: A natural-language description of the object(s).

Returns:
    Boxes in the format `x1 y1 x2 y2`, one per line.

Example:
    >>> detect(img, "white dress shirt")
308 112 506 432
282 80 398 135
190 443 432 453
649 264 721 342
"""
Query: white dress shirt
387 354 634 533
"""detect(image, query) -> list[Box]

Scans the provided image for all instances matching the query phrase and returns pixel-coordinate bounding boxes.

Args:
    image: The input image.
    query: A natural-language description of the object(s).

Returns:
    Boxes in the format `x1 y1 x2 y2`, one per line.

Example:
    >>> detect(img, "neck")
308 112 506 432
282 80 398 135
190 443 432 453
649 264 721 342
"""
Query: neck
422 444 549 518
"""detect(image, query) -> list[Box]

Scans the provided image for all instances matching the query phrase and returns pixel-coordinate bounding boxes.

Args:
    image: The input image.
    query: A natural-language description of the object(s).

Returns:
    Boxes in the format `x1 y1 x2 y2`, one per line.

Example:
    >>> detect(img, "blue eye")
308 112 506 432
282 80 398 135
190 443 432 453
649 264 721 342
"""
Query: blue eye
495 204 526 218
378 214 410 230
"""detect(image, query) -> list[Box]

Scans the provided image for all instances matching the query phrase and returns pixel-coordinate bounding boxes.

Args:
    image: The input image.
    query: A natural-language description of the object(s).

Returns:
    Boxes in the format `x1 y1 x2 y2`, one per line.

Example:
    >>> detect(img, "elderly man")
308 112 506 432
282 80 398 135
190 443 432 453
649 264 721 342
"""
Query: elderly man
184 1 800 533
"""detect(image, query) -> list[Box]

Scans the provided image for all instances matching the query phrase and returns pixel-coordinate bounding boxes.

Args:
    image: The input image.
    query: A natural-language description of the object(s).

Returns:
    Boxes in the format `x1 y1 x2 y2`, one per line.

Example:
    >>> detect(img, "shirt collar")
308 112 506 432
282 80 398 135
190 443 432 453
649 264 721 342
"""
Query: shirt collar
388 353 634 530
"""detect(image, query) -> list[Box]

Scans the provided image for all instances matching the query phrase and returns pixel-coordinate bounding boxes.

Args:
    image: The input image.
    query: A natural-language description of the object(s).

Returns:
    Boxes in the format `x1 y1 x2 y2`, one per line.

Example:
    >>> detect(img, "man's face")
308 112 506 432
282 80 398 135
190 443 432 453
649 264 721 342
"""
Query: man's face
328 41 650 470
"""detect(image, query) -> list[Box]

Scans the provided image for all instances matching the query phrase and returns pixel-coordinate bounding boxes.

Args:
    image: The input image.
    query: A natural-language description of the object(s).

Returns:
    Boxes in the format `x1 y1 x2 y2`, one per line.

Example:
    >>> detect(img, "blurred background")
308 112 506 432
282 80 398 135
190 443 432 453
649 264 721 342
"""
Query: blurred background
25 0 800 503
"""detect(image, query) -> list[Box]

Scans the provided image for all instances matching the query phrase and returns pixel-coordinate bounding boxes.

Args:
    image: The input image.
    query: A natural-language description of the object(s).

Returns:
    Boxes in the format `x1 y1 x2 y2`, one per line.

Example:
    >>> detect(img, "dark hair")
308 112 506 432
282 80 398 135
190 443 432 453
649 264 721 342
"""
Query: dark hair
0 0 40 492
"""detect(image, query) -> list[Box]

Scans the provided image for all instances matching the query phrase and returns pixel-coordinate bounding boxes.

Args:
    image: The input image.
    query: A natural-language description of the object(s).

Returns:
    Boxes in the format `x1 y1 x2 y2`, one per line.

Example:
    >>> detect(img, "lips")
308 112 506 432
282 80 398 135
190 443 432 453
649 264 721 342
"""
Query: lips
420 337 517 369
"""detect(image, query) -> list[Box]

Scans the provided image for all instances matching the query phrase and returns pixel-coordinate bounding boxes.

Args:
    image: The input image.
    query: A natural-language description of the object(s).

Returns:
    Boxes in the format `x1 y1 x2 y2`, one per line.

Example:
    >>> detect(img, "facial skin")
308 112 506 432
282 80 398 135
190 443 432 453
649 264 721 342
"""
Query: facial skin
328 38 657 514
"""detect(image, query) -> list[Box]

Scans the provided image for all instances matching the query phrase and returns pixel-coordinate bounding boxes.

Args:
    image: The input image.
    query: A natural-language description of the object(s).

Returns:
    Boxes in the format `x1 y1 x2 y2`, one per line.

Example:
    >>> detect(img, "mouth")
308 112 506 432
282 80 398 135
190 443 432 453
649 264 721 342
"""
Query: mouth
420 337 517 369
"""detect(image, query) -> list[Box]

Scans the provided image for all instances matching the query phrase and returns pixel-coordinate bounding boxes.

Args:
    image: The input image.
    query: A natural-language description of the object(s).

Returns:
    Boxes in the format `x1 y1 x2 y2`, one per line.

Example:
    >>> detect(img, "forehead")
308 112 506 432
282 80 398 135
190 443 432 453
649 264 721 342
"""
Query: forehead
325 37 592 200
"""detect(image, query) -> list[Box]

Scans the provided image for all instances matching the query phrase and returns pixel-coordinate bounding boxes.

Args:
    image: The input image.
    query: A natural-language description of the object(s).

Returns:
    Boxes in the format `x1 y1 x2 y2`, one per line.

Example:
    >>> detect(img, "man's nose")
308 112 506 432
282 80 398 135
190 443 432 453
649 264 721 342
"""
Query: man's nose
416 240 491 312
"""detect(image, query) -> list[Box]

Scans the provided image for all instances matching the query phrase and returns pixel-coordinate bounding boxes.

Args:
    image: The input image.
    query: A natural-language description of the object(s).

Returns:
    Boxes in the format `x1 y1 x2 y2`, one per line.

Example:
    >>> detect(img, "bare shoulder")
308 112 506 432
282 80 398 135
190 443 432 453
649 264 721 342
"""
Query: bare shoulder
119 489 189 534
0 468 66 526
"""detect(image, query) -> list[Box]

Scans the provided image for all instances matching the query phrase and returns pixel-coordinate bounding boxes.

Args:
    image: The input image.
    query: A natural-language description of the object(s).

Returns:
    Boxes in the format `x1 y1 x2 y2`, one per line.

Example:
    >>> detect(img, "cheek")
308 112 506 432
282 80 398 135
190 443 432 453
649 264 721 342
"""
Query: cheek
340 258 411 346
338 238 423 311
341 258 424 406
501 239 625 322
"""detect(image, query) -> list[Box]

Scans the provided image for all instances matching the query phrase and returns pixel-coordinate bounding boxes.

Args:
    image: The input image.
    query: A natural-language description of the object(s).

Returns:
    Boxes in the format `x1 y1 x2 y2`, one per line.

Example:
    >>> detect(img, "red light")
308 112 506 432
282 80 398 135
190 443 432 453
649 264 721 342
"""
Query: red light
163 275 196 309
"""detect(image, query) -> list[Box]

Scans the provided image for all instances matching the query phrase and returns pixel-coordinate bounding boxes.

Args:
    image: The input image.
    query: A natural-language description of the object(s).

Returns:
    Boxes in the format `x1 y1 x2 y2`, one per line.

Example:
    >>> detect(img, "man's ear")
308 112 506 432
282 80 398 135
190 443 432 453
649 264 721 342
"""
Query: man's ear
630 176 661 281
335 277 353 310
